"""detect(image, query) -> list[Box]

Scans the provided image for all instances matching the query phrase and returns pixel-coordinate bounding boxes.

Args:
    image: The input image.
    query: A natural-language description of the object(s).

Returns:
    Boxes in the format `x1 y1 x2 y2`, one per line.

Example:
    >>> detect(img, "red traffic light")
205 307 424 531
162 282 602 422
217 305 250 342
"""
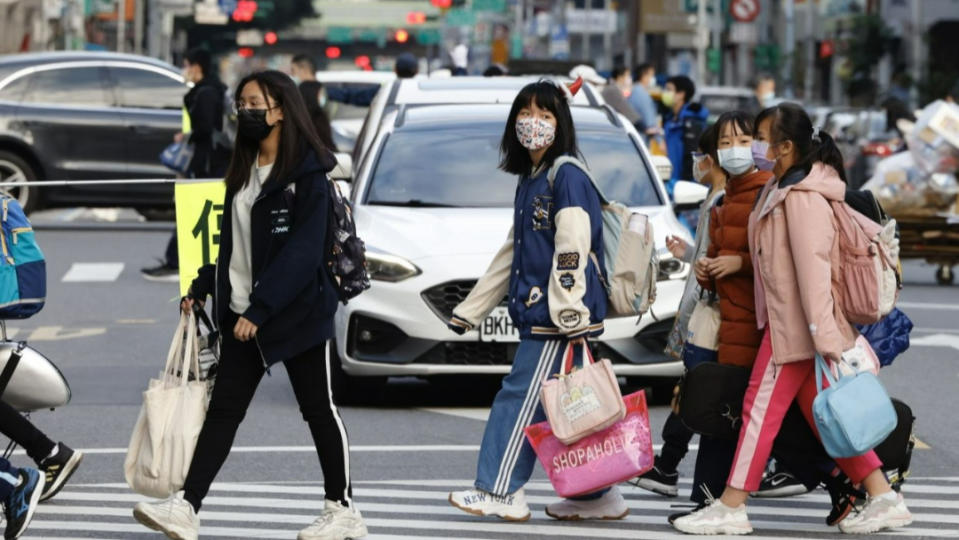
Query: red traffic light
232 0 258 22
238 47 254 58
326 46 342 59
406 11 426 24
395 29 410 43
430 0 451 7
355 55 371 68
264 31 278 45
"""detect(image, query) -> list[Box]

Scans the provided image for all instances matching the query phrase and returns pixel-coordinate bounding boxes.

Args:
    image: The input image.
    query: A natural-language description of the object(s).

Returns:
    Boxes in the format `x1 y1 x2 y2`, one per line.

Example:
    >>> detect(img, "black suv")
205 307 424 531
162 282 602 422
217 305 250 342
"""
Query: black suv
0 52 187 213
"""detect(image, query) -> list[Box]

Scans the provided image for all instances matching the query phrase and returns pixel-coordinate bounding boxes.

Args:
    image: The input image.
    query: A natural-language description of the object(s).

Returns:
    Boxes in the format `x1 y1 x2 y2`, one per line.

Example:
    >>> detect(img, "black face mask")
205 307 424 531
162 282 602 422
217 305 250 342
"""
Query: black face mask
237 108 274 141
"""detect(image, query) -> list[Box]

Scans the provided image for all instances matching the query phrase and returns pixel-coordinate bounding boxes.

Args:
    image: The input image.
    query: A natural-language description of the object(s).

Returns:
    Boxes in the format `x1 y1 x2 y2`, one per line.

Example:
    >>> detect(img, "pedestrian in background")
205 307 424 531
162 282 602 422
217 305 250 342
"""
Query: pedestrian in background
633 123 725 498
747 73 777 117
662 75 709 191
132 71 367 540
299 80 337 152
290 53 318 85
601 66 645 131
672 103 912 535
447 79 628 522
629 63 662 142
142 48 229 282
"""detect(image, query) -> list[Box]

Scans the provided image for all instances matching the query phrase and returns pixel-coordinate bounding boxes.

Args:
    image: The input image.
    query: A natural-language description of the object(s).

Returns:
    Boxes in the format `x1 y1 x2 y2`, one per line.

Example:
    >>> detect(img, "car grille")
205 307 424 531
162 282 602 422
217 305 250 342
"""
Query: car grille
421 280 507 321
421 280 477 320
415 342 516 366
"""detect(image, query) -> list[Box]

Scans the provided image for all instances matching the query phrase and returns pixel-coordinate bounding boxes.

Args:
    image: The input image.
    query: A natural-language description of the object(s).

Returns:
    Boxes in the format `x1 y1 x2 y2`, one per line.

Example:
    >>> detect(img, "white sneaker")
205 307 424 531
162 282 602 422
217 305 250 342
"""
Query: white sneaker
298 500 368 540
671 499 753 535
448 488 531 521
838 491 913 534
132 491 199 540
545 486 629 521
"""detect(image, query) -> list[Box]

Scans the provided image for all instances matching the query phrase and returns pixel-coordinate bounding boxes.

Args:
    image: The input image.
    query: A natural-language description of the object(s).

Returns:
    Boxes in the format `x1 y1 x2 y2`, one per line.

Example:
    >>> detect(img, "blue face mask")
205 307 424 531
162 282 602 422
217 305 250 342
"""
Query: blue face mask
718 146 754 176
752 140 776 172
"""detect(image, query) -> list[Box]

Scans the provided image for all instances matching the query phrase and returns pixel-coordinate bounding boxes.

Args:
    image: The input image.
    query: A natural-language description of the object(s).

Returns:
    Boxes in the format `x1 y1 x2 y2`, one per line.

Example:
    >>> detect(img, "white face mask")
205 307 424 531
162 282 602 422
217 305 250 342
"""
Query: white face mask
515 116 556 151
718 146 755 176
692 153 710 183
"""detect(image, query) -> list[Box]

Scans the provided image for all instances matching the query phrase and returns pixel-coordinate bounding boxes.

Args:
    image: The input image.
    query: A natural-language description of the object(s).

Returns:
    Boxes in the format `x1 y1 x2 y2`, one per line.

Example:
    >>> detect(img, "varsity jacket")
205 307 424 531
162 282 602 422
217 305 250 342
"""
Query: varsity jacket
451 156 608 339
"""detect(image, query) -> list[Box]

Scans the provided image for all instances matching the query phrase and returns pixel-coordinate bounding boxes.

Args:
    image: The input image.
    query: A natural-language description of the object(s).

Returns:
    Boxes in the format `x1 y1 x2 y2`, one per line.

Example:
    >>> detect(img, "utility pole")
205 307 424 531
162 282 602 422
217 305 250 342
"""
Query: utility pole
117 0 126 53
782 0 795 98
911 0 922 107
804 0 815 101
696 0 708 84
134 0 144 55
584 0 591 65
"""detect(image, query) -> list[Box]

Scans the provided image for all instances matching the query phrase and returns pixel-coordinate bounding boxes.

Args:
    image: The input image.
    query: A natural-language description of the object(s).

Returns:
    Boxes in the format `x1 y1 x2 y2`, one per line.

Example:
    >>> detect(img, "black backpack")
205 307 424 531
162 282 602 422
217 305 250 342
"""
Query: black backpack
325 179 370 303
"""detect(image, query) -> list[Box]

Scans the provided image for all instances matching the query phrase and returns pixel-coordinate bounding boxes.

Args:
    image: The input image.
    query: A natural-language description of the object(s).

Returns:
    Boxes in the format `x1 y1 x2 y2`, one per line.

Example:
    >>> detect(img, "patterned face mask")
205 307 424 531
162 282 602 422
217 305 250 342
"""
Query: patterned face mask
515 116 556 151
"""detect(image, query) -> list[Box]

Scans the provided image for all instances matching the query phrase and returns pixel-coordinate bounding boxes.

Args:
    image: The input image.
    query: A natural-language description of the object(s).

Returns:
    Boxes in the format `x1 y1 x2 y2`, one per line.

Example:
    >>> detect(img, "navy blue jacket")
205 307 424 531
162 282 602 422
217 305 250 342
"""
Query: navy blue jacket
452 157 608 339
190 148 339 366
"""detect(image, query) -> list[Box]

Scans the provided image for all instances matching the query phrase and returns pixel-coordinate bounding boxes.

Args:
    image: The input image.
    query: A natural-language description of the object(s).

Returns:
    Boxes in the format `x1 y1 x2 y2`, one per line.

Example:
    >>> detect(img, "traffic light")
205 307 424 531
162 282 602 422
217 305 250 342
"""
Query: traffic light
264 31 278 45
430 0 452 8
232 0 257 22
355 55 371 68
395 29 410 43
406 11 426 24
326 46 342 59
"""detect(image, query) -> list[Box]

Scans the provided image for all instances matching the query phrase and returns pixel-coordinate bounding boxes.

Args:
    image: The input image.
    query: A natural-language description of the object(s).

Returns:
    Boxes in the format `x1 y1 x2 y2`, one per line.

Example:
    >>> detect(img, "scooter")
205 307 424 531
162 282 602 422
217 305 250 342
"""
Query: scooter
0 321 72 458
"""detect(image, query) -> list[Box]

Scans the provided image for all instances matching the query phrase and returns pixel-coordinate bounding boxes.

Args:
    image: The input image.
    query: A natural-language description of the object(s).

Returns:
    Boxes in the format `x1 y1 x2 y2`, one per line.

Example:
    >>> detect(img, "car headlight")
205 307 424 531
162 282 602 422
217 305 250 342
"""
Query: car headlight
365 251 421 282
657 252 689 281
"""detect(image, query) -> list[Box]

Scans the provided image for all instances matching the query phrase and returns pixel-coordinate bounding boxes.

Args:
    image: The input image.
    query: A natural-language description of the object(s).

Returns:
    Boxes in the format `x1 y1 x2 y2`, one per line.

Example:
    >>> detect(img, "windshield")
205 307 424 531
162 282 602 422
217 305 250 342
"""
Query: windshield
365 126 662 208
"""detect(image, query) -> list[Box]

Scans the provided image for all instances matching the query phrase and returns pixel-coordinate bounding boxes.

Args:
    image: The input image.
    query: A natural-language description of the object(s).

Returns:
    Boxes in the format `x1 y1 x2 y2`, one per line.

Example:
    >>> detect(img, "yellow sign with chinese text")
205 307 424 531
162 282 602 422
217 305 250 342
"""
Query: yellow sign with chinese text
175 180 226 297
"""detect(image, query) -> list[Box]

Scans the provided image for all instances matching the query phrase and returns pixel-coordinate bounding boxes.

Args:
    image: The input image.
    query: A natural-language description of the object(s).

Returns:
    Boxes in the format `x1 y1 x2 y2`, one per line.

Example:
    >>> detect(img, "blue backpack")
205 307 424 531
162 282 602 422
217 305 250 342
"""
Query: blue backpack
0 195 45 319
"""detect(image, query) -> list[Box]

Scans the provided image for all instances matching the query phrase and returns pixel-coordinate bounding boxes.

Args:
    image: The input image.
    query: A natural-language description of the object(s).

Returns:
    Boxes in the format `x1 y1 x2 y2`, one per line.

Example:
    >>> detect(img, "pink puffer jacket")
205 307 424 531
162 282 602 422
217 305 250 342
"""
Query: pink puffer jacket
748 163 857 364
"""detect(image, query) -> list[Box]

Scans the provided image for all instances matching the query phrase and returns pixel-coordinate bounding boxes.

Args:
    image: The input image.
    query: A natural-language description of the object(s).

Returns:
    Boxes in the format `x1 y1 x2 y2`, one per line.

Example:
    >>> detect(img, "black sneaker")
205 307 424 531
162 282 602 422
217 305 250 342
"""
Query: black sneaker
825 475 866 527
3 468 45 540
39 443 83 502
141 261 179 282
668 503 705 524
629 464 679 497
752 460 811 498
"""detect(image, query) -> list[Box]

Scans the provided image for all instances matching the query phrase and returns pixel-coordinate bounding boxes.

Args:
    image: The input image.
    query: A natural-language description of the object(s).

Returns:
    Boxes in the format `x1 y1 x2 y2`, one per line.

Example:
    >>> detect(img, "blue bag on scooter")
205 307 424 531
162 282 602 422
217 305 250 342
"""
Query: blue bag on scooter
0 195 45 319
855 308 913 367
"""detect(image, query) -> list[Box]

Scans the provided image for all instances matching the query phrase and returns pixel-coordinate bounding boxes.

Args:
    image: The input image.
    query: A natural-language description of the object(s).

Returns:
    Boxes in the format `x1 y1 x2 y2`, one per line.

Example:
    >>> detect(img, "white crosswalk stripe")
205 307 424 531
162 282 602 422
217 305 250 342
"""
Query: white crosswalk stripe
18 477 959 539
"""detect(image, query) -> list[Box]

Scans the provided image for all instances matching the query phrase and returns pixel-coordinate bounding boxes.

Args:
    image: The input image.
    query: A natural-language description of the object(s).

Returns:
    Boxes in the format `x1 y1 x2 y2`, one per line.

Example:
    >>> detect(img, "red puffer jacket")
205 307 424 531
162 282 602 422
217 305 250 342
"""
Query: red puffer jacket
698 169 772 367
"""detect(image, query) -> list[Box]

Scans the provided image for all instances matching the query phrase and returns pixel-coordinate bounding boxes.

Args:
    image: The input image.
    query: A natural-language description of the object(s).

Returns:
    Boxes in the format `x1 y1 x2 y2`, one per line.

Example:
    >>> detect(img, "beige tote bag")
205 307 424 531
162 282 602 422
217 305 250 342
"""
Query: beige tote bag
124 311 209 498
540 343 626 445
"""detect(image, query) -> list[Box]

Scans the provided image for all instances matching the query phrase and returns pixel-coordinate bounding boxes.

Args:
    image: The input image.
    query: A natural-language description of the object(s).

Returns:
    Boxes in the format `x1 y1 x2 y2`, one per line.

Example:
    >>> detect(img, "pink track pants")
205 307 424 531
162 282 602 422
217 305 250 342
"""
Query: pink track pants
727 329 882 491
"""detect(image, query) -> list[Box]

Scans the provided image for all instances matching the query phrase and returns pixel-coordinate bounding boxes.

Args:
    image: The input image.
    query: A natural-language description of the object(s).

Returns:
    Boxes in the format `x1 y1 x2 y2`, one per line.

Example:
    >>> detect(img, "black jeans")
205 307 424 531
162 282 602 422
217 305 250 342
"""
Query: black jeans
0 399 55 465
182 312 353 511
659 411 695 473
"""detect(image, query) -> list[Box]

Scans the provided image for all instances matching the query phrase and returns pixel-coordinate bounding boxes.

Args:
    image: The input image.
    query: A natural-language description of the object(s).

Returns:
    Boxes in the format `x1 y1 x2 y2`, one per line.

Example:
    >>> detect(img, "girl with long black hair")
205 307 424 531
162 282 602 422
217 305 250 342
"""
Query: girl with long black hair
132 71 366 540
446 79 627 522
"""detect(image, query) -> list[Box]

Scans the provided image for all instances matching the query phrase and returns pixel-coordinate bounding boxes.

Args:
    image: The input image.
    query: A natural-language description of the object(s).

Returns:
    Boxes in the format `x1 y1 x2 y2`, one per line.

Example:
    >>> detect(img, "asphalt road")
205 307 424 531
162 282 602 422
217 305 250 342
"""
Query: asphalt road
5 215 958 539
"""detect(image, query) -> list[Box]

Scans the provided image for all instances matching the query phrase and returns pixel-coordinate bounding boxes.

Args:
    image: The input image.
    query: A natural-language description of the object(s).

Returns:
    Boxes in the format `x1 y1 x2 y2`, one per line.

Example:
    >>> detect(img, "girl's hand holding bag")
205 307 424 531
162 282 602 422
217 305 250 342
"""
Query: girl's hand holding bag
539 342 625 445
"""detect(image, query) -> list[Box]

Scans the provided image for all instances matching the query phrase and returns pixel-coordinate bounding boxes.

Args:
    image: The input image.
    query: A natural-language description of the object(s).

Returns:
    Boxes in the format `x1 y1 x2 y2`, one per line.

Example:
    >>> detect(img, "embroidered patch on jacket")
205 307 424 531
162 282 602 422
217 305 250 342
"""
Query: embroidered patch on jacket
559 272 575 291
531 195 553 231
559 309 581 329
525 286 544 307
557 252 580 270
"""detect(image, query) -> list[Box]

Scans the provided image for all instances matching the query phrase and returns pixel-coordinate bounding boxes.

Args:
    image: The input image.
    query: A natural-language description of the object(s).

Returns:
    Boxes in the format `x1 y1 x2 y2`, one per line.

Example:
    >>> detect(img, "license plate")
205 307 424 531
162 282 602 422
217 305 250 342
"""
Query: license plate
479 306 520 343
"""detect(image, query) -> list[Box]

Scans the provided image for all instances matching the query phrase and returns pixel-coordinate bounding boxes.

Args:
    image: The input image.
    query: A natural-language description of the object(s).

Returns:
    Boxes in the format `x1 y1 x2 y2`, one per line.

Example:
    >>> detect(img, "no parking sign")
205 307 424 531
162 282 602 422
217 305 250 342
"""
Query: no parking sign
730 0 760 23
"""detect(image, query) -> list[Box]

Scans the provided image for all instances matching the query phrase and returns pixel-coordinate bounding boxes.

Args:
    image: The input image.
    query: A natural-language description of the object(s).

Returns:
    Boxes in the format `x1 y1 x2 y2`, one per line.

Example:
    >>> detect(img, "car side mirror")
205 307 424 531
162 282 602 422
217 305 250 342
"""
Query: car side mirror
650 155 673 182
330 152 353 181
673 180 709 212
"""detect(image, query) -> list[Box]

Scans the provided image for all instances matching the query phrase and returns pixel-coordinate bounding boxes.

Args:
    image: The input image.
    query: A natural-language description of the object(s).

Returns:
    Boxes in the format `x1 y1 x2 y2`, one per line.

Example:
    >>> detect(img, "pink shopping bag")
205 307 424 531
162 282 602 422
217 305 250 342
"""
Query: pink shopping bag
524 391 654 498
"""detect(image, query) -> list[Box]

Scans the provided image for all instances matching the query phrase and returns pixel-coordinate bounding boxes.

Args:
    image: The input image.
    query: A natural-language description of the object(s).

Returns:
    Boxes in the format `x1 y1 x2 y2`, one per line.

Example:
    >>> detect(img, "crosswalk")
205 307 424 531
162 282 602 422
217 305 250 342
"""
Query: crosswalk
22 477 959 539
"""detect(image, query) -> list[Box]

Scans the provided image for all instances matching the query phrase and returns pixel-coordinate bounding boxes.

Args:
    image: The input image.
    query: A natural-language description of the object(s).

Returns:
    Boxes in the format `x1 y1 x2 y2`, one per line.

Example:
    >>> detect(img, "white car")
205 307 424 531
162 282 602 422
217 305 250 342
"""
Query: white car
351 76 607 171
330 101 707 398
